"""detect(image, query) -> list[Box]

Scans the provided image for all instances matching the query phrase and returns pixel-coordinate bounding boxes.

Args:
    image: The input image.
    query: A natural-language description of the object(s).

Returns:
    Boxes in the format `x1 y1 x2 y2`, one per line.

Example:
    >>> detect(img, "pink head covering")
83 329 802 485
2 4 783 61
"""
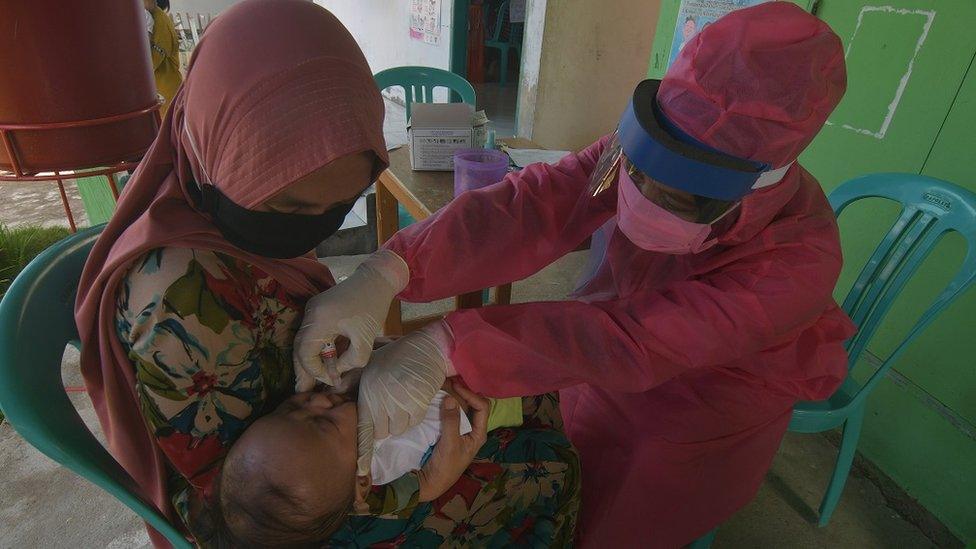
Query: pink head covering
657 1 847 169
75 0 386 543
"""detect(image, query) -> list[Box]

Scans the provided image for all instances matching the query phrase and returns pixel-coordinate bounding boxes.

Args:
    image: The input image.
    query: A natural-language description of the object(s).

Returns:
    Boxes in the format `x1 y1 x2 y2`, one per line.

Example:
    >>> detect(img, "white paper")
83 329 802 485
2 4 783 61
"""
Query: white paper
409 0 442 44
338 194 370 230
505 148 572 168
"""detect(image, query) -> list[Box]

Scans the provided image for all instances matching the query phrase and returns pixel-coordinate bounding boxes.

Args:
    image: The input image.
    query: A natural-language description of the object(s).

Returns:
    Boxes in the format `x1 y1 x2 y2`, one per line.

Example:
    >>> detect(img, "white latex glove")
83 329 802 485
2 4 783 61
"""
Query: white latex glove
324 337 399 395
293 250 409 392
356 322 453 475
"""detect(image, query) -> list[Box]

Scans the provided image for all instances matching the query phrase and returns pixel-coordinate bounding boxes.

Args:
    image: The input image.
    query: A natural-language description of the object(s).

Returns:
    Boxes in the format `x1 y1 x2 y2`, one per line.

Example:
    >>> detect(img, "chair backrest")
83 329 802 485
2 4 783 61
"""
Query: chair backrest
374 66 477 121
510 17 524 50
486 0 510 42
830 174 976 407
0 225 192 549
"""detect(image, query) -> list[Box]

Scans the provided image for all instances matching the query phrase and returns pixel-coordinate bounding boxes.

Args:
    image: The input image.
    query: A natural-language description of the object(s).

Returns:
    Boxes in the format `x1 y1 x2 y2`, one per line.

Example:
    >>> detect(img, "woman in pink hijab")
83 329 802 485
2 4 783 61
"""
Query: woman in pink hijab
76 1 580 546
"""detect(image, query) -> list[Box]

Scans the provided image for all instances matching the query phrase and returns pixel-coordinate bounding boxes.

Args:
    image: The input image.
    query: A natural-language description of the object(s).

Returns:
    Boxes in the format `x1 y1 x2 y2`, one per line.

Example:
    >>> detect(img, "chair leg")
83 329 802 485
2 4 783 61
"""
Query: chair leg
688 528 717 549
818 406 865 526
499 45 509 86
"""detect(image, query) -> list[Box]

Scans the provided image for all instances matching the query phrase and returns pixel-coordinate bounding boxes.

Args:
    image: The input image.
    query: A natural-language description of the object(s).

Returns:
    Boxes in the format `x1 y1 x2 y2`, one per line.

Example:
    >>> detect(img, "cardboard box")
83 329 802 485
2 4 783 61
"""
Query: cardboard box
409 102 475 171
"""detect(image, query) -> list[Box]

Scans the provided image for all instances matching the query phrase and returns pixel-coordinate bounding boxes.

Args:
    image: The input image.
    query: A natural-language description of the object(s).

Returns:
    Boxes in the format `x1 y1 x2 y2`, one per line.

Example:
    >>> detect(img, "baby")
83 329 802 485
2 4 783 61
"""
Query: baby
216 381 522 547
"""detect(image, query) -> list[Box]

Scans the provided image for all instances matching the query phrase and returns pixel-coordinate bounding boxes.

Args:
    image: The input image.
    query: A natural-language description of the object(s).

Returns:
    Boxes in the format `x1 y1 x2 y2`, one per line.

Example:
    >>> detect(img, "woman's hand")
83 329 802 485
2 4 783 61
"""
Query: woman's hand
293 250 409 392
417 385 489 502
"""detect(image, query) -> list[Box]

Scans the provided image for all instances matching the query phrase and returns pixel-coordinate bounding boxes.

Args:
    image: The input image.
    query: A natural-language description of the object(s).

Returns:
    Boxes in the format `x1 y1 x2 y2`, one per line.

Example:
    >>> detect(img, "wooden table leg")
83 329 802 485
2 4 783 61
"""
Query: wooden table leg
494 283 513 306
375 175 404 336
456 291 484 310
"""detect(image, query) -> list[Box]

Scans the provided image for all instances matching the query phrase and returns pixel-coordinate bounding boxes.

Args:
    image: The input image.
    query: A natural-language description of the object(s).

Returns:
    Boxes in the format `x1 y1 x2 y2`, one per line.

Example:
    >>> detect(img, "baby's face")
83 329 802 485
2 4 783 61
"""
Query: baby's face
226 392 359 522
260 391 359 481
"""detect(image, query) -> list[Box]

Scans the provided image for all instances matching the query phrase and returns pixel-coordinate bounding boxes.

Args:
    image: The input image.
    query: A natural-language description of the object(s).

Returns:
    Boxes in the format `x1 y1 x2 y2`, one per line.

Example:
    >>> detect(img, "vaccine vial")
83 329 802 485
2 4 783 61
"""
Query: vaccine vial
319 341 338 382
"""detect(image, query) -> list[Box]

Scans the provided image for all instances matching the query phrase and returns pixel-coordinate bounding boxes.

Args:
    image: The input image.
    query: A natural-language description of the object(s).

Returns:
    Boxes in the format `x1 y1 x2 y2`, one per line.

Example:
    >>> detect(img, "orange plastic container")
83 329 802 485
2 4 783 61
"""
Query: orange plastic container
0 0 160 174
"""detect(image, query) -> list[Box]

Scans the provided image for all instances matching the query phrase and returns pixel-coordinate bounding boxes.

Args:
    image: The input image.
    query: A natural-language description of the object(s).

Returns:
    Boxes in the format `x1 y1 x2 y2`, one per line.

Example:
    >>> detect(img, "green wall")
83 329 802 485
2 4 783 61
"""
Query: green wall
648 0 976 541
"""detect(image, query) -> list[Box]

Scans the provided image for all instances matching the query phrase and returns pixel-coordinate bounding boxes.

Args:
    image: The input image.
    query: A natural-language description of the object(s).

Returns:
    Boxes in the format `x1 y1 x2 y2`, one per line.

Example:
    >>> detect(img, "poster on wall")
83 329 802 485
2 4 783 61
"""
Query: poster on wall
410 0 442 45
667 0 773 67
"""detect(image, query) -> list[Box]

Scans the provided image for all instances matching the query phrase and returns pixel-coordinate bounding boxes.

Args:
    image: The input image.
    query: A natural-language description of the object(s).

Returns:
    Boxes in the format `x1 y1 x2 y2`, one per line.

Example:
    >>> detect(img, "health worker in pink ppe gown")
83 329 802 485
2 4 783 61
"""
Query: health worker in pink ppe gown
295 3 855 546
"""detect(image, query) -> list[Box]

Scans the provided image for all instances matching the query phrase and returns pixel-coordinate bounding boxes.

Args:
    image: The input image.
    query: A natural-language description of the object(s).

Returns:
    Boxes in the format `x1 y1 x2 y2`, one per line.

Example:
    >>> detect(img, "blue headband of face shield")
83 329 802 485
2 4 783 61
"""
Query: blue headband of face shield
617 79 772 202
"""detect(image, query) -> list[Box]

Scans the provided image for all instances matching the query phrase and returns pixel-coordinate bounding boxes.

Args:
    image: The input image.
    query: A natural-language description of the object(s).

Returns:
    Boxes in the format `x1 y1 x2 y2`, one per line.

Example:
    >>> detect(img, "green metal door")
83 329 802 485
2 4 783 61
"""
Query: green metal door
797 2 976 542
801 1 976 190
794 3 976 542
839 60 976 544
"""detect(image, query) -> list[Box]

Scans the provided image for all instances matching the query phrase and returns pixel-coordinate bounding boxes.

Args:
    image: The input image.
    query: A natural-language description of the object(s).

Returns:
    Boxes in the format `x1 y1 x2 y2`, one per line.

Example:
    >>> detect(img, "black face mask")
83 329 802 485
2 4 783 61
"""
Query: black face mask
197 183 358 259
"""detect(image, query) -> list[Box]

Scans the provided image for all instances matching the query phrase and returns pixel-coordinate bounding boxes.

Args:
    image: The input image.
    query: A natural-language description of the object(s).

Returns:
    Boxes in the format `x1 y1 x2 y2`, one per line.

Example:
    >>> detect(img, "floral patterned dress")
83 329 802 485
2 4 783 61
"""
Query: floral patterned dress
115 247 581 547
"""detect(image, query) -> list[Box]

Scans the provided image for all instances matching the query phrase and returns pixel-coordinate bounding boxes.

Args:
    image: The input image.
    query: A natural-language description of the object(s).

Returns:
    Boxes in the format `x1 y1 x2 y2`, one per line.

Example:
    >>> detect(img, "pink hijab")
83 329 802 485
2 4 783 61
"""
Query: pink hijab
75 0 386 544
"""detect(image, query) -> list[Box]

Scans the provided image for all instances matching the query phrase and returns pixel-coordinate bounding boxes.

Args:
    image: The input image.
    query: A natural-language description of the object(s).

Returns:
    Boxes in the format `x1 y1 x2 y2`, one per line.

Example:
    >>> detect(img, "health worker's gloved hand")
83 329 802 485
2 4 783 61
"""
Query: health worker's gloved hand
355 322 455 476
293 250 409 392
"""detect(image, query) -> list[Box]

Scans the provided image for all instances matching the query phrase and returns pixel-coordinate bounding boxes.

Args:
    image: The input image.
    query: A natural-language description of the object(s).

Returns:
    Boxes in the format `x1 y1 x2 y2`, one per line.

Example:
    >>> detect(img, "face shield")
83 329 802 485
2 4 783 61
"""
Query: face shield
590 80 792 227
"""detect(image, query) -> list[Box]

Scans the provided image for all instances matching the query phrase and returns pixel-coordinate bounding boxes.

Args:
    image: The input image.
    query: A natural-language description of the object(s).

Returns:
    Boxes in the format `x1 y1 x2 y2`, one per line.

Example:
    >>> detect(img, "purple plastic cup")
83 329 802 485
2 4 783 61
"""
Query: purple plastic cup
453 149 509 196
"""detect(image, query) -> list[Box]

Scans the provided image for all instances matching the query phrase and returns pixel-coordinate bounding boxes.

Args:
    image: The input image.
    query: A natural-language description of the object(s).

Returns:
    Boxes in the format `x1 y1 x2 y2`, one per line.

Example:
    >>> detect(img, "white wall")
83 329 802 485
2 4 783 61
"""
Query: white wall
518 0 660 150
314 0 454 75
169 0 239 16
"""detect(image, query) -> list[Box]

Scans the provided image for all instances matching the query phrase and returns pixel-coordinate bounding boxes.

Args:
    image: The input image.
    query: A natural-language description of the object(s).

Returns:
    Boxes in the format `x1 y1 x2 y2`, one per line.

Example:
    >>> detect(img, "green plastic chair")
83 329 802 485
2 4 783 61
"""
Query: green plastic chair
484 0 523 86
374 66 477 230
688 529 717 549
692 173 976 547
792 173 976 526
0 225 193 549
374 65 476 122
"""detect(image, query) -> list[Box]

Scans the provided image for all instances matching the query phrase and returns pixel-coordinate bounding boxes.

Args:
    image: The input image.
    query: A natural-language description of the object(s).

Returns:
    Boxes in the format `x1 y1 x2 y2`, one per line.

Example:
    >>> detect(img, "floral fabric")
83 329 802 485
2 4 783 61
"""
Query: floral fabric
115 247 580 547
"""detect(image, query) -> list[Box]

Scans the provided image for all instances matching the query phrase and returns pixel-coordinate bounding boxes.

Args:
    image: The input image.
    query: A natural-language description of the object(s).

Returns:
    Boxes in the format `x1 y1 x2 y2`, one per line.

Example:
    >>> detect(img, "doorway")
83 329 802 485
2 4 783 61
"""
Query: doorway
454 0 525 139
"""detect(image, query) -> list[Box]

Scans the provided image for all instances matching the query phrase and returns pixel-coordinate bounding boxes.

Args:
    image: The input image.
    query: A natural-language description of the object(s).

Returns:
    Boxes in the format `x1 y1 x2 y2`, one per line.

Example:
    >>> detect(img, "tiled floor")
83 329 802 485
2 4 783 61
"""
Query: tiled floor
474 82 518 138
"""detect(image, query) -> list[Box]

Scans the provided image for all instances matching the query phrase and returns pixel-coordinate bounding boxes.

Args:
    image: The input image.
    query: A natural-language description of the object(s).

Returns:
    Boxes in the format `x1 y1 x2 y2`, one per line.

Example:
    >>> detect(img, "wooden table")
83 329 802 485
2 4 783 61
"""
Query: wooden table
375 137 542 335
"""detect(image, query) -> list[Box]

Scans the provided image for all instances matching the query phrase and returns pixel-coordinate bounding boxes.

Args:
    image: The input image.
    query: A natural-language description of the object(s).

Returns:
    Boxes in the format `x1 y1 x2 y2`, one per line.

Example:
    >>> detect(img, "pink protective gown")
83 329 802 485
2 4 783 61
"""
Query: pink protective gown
387 4 854 547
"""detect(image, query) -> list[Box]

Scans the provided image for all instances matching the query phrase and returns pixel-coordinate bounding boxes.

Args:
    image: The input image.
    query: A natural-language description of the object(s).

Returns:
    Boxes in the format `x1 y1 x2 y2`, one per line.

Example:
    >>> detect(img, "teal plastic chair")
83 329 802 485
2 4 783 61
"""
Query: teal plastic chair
374 65 476 123
692 173 976 547
484 0 523 86
792 173 976 526
374 66 477 230
689 529 717 549
0 225 193 549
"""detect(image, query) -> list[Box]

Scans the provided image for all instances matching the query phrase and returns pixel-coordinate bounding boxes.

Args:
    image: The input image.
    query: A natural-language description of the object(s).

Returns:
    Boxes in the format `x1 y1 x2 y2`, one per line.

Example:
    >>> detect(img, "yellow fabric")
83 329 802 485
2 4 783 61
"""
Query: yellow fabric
486 397 523 432
148 7 183 115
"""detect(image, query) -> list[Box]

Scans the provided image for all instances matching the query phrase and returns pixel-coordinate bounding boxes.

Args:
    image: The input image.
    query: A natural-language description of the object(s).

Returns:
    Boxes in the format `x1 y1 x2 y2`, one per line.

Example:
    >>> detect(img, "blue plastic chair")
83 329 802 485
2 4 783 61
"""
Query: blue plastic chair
692 173 976 547
374 66 477 230
0 225 193 549
484 0 523 86
374 65 477 122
